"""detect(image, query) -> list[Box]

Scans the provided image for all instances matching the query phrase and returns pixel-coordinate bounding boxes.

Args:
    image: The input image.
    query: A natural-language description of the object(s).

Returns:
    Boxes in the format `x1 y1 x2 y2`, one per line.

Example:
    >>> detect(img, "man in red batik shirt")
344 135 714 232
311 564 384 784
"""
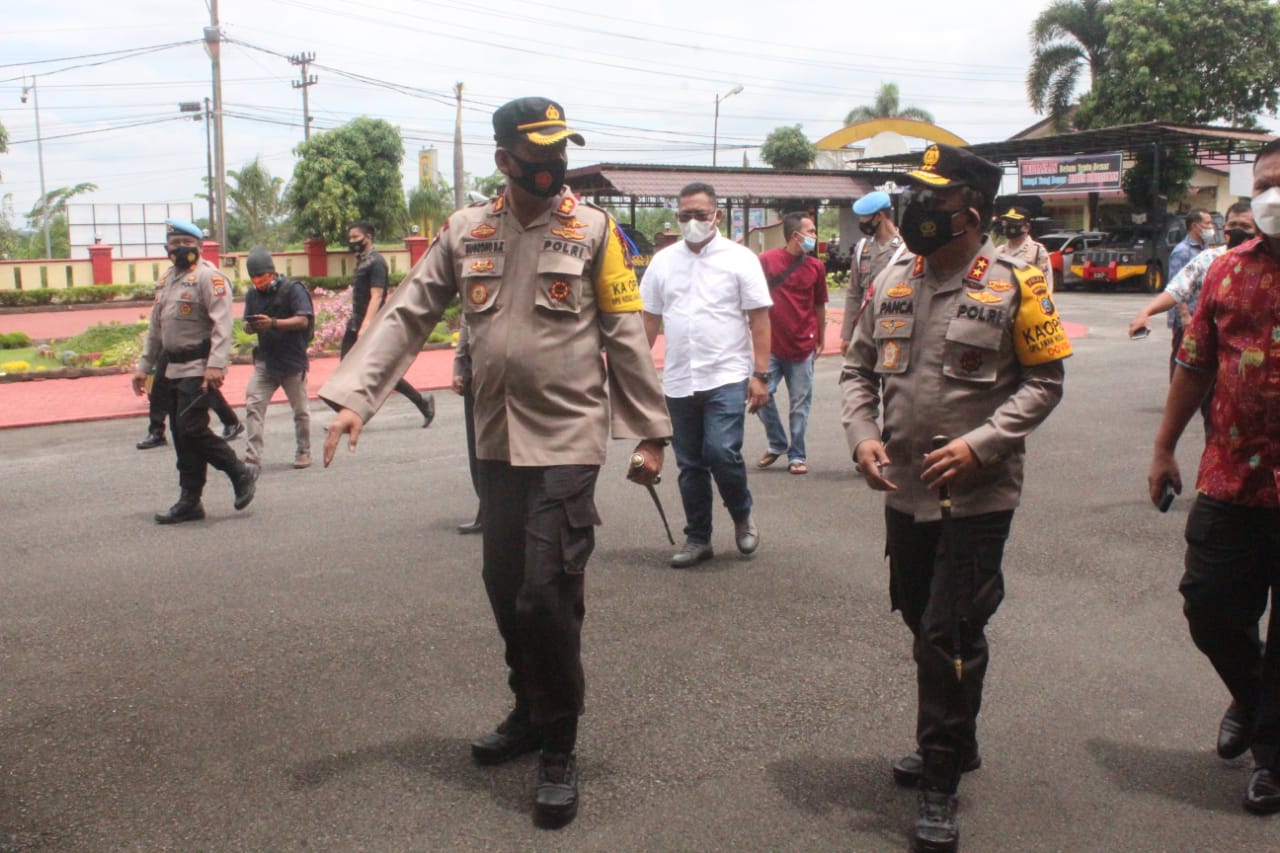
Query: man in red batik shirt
1149 138 1280 816
755 211 828 475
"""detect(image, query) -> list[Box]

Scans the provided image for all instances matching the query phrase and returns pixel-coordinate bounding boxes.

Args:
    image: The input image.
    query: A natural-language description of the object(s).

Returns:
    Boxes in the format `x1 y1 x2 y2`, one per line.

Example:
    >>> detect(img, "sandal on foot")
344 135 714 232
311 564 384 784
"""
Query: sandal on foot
788 461 808 475
757 452 781 469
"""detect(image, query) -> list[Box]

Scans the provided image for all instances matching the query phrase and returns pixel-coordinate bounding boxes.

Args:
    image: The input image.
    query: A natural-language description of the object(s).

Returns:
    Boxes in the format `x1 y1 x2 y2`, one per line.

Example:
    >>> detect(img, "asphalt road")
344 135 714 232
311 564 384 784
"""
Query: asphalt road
2 291 1275 852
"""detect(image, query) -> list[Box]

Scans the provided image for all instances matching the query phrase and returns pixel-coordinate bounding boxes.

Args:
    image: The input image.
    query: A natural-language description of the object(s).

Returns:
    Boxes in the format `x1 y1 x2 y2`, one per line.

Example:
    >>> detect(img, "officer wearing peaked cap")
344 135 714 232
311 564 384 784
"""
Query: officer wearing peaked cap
319 97 672 830
998 205 1053 291
840 144 1071 852
131 219 258 523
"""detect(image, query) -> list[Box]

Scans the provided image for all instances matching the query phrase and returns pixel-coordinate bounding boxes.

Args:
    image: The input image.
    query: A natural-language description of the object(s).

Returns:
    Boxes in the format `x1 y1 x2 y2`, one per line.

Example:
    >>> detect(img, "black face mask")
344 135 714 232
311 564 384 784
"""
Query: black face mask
900 203 968 257
1225 227 1253 248
168 246 199 269
858 216 878 237
507 152 567 199
1003 224 1025 239
348 239 366 253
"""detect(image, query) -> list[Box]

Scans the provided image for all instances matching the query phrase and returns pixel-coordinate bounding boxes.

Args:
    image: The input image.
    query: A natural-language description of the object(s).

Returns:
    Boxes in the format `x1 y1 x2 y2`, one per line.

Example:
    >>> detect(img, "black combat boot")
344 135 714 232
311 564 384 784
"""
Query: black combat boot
155 490 205 524
136 430 167 450
231 462 258 510
471 706 543 765
914 750 960 853
533 750 579 829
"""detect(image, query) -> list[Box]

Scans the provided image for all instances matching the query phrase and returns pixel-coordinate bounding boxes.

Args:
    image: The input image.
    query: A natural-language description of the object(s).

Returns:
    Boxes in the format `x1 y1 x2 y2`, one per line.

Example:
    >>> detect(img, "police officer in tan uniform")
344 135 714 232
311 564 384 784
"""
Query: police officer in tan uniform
839 190 907 353
840 145 1071 853
998 206 1053 290
131 219 258 523
320 97 671 830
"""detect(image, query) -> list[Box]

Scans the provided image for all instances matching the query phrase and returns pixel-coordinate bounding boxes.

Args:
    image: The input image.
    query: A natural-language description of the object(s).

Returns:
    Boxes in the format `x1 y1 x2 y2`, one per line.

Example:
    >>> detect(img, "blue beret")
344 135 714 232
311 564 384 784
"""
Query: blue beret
165 218 204 240
853 192 892 215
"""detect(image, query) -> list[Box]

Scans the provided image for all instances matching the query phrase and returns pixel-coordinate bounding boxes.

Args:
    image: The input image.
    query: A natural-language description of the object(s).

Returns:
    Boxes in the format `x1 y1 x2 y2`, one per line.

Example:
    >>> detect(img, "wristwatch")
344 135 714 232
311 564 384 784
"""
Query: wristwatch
752 371 770 383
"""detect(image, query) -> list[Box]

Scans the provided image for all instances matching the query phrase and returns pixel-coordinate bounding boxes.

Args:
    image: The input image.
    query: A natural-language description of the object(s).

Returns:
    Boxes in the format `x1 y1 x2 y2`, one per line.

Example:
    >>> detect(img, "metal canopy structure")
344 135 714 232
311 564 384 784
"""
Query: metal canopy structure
566 163 893 207
853 121 1277 169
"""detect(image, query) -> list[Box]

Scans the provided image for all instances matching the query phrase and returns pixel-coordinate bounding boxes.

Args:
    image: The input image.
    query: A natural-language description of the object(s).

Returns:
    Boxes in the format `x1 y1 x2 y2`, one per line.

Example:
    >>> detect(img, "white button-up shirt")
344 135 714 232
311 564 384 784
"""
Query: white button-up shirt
641 233 772 398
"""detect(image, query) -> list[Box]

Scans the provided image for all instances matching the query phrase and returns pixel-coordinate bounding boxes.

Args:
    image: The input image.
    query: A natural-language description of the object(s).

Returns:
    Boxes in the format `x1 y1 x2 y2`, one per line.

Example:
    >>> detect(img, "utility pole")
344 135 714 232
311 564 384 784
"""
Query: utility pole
204 1 227 248
289 52 317 141
453 83 466 211
21 76 51 258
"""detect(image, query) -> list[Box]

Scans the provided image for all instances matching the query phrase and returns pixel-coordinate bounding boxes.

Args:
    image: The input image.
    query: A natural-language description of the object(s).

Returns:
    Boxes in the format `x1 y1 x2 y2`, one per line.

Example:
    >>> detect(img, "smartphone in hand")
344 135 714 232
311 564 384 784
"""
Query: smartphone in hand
1158 481 1176 512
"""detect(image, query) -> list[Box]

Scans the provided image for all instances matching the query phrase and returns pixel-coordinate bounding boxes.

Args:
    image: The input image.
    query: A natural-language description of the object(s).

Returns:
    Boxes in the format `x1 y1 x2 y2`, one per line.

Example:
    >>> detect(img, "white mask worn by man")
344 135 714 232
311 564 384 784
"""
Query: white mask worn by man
1251 187 1280 237
680 217 719 244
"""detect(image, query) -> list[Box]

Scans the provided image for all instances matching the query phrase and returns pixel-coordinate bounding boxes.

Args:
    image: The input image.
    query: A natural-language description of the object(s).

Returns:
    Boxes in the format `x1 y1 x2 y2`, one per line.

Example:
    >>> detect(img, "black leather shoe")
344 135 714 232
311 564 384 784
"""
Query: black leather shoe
155 490 205 524
914 789 959 852
533 751 578 829
471 712 543 766
734 515 759 555
1244 766 1280 814
671 541 714 569
1218 702 1254 760
222 421 245 441
136 432 167 450
419 394 436 428
231 463 258 511
893 750 982 787
457 516 483 535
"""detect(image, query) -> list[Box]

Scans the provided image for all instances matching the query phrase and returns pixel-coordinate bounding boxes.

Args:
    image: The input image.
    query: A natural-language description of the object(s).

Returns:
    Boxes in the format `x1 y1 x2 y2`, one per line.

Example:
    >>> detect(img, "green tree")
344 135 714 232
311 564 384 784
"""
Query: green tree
287 117 409 245
21 183 98 258
0 118 8 181
1084 0 1280 129
1026 0 1111 131
843 82 934 126
760 125 817 170
407 177 454 236
225 157 289 250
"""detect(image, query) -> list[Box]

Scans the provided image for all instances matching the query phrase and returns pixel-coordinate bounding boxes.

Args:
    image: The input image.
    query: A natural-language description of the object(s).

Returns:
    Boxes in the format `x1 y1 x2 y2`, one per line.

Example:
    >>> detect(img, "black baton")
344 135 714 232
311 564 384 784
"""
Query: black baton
631 453 675 545
932 435 964 683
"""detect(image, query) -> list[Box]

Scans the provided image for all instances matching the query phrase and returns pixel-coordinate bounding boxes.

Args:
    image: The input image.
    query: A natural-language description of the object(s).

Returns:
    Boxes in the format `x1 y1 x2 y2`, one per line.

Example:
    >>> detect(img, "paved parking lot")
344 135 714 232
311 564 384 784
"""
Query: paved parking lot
3 292 1276 851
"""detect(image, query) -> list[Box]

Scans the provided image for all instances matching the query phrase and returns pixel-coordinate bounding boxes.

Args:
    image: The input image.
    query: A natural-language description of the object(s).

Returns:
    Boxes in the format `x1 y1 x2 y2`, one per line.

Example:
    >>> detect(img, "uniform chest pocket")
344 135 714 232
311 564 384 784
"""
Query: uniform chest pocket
461 256 504 314
534 253 586 315
943 318 1005 384
170 294 204 323
872 315 914 375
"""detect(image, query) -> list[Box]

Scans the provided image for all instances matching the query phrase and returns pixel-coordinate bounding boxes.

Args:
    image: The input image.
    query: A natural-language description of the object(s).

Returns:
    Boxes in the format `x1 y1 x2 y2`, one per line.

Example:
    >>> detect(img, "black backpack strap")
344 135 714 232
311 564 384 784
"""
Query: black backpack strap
767 253 807 289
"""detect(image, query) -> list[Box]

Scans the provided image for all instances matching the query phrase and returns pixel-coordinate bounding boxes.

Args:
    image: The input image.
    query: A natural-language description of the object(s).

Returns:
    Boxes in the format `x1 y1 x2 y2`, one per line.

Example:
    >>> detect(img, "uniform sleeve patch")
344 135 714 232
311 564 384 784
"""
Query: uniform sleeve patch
1012 266 1073 365
595 217 641 313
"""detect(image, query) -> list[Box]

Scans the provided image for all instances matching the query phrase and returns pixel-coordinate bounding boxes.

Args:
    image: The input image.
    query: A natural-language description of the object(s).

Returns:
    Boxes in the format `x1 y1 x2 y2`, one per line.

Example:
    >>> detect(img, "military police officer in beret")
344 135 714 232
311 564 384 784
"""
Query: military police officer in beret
840 145 1071 852
320 97 671 829
839 190 906 354
132 219 258 523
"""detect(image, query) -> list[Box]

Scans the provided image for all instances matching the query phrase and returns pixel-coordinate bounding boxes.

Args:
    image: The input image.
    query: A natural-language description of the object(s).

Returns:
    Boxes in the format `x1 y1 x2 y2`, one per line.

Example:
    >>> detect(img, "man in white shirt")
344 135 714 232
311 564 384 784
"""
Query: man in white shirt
641 182 773 568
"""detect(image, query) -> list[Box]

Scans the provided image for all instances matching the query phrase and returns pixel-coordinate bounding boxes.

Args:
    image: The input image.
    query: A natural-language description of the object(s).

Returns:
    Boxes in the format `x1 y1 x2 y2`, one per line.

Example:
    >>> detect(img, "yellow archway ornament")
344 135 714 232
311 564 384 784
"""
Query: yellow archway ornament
815 118 967 151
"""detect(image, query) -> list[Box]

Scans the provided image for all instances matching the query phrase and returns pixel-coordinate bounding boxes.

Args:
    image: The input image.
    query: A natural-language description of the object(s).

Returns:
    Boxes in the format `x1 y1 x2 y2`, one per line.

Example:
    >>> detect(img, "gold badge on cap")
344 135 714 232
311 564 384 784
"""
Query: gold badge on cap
922 145 940 169
546 105 561 120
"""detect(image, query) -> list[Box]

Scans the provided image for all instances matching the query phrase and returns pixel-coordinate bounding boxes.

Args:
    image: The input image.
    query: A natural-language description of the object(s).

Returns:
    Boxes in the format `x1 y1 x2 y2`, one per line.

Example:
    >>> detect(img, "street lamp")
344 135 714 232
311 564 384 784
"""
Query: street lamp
179 100 215 231
712 84 744 168
21 76 52 258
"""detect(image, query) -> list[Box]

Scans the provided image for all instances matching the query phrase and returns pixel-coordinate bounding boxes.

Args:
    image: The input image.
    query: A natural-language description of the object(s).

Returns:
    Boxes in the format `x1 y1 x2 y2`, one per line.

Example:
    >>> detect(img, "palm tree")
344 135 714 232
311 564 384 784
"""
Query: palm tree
844 83 934 126
1026 0 1111 130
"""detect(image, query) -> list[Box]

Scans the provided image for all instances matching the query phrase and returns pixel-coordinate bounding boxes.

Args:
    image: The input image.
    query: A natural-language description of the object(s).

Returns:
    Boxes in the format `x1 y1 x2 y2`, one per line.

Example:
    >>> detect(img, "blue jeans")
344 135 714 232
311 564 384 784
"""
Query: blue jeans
756 353 814 464
666 379 753 545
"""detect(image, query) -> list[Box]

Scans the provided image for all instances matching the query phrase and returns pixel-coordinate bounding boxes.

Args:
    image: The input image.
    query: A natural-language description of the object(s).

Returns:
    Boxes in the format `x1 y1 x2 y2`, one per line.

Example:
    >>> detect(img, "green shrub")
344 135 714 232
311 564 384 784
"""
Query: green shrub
0 331 33 349
58 322 149 354
0 283 157 307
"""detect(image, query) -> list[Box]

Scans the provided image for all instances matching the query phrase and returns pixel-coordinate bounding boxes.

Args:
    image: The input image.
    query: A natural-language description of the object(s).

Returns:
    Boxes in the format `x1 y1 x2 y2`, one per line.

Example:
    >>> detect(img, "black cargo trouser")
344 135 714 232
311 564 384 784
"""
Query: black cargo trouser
886 506 1014 790
148 354 237 434
477 461 600 730
159 374 241 494
1180 495 1280 770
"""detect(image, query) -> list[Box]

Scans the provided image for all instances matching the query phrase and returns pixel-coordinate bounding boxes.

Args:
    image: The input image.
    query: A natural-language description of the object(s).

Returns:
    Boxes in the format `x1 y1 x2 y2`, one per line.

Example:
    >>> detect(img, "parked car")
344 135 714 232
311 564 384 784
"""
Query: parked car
1038 231 1108 291
1069 215 1188 292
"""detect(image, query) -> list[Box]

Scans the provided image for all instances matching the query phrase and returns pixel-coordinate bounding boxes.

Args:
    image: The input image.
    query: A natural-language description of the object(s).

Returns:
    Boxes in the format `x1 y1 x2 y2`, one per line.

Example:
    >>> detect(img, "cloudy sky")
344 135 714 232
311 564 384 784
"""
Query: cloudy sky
2 0 1064 225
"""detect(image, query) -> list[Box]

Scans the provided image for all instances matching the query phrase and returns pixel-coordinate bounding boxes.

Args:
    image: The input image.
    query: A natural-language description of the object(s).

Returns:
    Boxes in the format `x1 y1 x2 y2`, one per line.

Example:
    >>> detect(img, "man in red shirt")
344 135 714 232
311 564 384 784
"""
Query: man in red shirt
755 212 828 475
1149 138 1280 815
